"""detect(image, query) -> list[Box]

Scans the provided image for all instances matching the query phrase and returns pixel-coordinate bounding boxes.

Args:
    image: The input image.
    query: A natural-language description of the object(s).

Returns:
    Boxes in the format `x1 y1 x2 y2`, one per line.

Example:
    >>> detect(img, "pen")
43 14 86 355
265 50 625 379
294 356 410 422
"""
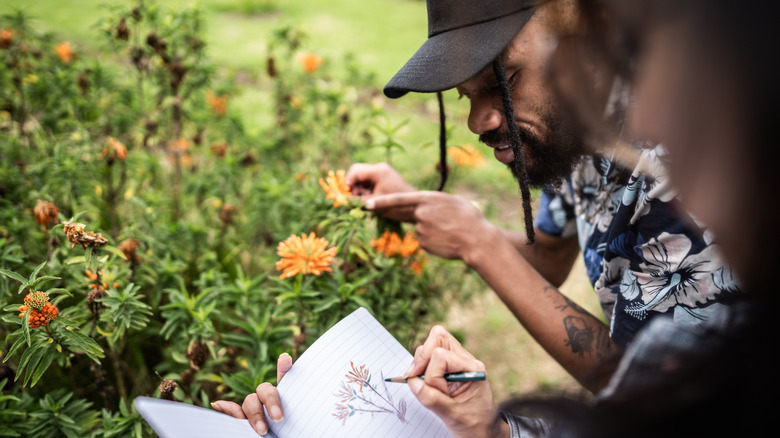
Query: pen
384 371 486 383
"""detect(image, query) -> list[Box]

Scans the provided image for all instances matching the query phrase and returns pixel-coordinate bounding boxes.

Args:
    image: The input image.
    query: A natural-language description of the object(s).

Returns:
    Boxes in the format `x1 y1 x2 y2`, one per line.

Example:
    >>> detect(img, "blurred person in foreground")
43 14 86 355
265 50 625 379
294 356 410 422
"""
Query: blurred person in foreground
346 0 738 393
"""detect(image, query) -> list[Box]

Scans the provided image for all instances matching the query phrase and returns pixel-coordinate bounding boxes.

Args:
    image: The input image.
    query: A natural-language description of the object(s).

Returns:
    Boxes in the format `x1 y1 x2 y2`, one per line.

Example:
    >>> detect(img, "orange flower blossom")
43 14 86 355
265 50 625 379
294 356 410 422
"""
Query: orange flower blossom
449 144 484 168
205 89 228 116
318 169 351 207
55 41 75 63
370 231 420 257
101 137 127 161
1 28 15 49
168 138 192 167
18 291 59 328
276 232 337 279
297 52 323 73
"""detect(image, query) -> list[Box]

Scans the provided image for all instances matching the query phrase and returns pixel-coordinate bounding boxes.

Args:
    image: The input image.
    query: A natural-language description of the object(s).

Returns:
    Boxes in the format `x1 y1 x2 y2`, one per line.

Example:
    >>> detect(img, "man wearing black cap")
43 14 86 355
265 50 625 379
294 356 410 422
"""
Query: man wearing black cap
347 0 738 393
212 0 738 434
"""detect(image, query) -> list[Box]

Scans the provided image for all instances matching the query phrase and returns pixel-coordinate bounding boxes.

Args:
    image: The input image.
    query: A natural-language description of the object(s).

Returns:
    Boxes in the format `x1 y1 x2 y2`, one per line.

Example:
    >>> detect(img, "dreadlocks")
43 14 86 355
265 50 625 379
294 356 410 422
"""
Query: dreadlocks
493 57 536 244
436 91 448 191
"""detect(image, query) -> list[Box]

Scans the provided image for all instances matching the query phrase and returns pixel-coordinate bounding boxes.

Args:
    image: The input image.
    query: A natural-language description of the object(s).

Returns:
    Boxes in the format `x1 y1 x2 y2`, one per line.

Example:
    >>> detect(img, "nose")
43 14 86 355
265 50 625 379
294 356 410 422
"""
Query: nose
467 95 503 135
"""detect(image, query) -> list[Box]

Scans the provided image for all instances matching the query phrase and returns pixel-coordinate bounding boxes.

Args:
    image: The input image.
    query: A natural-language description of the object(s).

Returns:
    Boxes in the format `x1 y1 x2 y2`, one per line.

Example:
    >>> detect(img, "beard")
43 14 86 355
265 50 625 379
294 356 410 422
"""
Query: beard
479 107 587 189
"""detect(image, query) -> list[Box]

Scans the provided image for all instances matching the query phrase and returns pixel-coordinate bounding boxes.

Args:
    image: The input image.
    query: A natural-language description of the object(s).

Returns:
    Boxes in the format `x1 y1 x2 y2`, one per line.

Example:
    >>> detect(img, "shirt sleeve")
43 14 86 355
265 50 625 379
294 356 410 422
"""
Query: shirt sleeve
534 185 577 238
500 411 555 438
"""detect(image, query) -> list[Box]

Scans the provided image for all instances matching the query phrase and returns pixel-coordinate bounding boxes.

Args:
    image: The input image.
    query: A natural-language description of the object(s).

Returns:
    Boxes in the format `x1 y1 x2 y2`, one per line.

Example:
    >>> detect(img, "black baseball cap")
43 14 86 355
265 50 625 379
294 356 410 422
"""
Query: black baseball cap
384 0 539 98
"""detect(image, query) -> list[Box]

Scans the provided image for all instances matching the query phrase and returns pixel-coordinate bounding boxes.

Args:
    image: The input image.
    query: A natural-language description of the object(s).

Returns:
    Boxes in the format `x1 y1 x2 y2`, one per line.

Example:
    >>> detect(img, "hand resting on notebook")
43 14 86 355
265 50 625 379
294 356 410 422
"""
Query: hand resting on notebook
211 353 293 436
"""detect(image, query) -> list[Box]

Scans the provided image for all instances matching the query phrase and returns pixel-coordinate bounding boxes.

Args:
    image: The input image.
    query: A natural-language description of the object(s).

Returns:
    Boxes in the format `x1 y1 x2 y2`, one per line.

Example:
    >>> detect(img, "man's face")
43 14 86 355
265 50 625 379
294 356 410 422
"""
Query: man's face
456 9 587 187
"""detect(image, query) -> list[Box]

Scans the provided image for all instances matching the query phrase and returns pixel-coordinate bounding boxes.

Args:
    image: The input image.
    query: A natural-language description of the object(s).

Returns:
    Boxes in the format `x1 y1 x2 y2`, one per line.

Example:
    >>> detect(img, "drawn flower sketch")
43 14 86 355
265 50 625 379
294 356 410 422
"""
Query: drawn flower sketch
332 361 407 425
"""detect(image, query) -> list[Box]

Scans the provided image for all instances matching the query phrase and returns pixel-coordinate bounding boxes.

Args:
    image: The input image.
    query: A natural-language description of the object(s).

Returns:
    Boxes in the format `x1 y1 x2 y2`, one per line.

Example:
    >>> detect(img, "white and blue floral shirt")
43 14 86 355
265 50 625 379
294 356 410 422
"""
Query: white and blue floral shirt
534 144 741 348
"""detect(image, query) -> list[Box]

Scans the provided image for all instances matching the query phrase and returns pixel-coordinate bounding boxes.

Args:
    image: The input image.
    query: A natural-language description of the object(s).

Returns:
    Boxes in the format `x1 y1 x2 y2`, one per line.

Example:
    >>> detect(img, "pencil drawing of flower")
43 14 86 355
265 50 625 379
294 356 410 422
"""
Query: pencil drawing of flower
345 361 370 392
332 362 407 426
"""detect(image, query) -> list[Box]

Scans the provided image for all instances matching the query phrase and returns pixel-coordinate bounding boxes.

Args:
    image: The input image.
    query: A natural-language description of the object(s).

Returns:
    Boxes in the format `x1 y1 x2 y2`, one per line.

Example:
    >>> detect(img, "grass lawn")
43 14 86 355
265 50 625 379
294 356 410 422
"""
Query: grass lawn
2 0 600 400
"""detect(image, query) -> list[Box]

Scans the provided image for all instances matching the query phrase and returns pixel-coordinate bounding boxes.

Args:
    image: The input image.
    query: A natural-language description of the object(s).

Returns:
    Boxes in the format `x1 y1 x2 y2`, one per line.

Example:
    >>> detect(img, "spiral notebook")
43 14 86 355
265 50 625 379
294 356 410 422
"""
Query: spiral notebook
135 307 453 437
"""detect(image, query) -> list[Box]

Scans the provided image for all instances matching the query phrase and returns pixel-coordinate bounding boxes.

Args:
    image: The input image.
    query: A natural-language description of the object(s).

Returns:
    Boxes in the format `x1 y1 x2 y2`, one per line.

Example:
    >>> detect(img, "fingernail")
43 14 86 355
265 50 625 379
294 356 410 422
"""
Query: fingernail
269 406 284 422
254 422 268 436
210 402 223 413
404 365 414 377
365 199 375 210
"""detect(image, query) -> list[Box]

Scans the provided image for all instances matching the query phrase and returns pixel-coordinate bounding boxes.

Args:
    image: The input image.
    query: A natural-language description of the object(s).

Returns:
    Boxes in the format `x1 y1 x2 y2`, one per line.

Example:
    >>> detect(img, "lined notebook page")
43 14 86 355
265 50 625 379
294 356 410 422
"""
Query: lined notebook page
270 307 453 438
135 396 272 437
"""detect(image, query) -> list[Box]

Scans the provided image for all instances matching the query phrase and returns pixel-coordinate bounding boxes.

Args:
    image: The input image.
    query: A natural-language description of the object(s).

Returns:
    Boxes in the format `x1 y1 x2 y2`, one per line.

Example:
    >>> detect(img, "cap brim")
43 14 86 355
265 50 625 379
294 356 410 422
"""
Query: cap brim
384 8 536 99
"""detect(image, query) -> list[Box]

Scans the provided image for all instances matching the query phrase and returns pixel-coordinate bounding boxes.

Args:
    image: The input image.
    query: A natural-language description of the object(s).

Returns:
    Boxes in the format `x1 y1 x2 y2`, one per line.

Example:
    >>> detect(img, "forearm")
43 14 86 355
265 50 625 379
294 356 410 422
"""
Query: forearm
463 226 620 392
498 228 580 288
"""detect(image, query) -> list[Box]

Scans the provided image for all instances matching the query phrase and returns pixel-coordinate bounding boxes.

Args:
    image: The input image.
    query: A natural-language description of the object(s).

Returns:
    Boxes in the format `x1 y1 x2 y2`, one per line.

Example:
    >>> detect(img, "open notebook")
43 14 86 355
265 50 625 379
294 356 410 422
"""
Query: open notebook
135 307 453 437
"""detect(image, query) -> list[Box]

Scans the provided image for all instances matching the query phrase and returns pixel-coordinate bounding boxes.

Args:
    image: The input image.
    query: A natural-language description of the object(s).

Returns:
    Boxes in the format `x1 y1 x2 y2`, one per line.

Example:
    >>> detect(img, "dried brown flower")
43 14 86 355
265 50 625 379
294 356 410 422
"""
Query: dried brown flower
219 203 236 228
158 378 177 401
118 238 141 263
115 17 129 41
186 341 209 370
33 200 59 227
87 289 107 315
62 221 107 249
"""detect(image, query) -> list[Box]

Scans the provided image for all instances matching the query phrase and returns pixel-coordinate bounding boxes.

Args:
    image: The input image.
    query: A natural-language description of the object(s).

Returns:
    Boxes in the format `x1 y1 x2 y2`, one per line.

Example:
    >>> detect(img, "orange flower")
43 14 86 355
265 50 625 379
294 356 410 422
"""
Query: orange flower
370 231 419 257
101 137 127 161
449 144 484 168
168 138 192 167
0 28 15 49
205 89 228 116
275 232 337 279
33 199 59 227
399 231 420 257
55 41 75 63
209 143 227 157
297 52 323 73
319 169 351 207
18 291 58 328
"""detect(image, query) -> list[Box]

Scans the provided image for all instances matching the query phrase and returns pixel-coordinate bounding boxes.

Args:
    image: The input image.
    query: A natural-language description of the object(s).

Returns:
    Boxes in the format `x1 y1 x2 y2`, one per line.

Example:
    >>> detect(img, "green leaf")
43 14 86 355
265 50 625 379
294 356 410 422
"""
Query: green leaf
29 261 47 282
102 244 128 260
0 269 27 285
350 295 371 309
21 311 31 347
4 332 27 363
313 297 339 313
28 344 57 387
58 327 105 363
65 256 87 265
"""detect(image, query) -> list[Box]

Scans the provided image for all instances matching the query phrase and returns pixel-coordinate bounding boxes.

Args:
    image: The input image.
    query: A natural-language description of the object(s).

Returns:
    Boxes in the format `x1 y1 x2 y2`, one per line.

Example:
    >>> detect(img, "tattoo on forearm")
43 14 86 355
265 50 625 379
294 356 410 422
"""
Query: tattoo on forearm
544 286 614 358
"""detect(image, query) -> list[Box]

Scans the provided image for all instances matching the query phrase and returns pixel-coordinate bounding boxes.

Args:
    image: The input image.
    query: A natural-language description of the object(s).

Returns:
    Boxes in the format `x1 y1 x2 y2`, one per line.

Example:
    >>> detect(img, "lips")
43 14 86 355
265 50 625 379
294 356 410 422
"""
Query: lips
492 144 514 164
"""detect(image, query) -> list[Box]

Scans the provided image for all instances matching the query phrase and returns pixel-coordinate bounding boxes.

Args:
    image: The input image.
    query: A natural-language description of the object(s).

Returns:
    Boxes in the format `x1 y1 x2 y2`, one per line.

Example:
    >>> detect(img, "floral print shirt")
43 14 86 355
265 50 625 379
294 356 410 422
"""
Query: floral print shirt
534 144 741 348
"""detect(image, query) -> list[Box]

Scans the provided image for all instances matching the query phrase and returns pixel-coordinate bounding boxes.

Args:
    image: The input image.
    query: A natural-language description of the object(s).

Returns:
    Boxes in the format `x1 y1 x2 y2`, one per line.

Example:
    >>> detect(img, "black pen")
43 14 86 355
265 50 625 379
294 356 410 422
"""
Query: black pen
384 371 486 383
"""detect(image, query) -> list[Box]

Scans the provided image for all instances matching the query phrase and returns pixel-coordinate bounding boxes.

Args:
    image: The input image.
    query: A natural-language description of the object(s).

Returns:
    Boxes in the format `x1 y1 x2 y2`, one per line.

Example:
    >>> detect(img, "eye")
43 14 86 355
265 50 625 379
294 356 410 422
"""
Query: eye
489 69 520 94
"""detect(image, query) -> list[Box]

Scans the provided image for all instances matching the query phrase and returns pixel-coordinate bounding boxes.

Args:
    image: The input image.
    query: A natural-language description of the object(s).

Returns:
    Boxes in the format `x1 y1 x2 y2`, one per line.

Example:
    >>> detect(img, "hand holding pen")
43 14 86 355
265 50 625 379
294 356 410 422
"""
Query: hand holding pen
403 325 505 438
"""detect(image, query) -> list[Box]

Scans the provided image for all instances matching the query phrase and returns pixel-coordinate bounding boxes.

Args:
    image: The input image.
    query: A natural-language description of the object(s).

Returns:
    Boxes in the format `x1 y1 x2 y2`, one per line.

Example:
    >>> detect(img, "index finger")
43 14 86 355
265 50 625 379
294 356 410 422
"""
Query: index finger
407 325 470 377
365 191 439 211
